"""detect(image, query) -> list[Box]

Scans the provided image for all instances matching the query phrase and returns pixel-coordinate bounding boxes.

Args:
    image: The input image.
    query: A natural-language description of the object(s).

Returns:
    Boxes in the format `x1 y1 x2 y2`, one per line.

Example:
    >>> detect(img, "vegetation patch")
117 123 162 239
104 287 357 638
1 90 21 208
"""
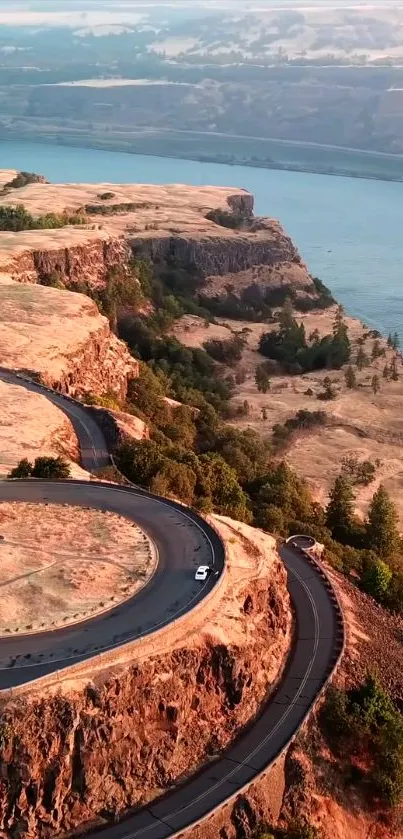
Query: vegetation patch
9 456 71 480
272 409 327 453
259 301 350 374
205 208 245 229
320 676 403 807
1 171 47 192
0 204 87 232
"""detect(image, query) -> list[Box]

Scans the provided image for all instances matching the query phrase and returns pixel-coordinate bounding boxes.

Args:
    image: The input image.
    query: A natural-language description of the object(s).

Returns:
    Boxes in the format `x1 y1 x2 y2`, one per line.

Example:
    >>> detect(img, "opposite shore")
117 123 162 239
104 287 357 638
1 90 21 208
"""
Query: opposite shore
1 130 402 184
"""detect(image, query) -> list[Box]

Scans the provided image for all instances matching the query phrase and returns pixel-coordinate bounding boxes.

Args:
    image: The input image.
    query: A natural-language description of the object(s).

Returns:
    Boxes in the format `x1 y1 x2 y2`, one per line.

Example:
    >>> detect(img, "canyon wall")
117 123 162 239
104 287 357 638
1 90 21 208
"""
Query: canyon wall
0 517 292 839
0 181 315 298
0 280 138 400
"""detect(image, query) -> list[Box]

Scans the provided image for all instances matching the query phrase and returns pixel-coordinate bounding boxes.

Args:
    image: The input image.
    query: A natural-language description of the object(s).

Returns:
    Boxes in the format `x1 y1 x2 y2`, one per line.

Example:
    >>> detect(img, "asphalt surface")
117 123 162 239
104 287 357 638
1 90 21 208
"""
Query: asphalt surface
0 367 343 838
0 366 110 471
0 368 224 689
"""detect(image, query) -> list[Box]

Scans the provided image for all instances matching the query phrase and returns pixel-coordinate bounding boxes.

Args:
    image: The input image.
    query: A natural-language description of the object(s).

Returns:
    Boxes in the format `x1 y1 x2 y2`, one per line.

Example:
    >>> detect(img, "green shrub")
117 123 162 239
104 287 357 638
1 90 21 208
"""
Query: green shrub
320 677 403 807
9 456 70 480
203 335 245 366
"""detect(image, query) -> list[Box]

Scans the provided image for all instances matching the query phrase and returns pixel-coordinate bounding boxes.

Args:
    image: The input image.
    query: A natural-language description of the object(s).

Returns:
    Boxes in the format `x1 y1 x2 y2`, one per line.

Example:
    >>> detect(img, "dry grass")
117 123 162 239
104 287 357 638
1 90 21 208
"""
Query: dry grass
173 310 403 524
0 279 110 383
0 501 155 635
0 378 86 480
0 181 252 243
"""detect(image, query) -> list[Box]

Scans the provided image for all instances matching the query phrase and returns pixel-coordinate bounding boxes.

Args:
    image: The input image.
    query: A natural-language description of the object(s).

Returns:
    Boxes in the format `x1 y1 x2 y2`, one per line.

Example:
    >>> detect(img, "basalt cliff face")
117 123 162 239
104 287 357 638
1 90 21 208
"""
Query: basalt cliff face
0 279 138 400
0 517 292 839
0 181 315 298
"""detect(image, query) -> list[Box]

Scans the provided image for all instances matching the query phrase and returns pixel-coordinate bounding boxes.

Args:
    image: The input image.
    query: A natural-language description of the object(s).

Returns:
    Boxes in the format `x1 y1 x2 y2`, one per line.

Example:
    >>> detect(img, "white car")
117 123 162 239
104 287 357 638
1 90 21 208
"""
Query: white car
195 565 211 581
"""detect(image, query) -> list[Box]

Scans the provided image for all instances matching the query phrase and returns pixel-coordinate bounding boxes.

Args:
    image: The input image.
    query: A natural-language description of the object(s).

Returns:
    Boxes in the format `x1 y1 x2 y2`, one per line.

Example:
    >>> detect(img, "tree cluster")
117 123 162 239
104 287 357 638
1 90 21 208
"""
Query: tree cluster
203 335 245 366
0 204 86 232
259 303 351 374
325 478 403 612
9 456 71 480
321 676 403 806
272 409 327 452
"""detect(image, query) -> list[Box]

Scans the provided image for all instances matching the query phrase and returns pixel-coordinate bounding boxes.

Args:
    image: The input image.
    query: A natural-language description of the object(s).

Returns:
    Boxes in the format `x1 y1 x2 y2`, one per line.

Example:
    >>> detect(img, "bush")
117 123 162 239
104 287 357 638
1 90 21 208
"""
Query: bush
361 557 392 602
0 204 87 232
203 335 245 366
272 410 327 452
2 171 46 191
32 456 71 480
320 677 403 806
206 208 244 229
341 456 377 486
9 456 70 480
9 458 32 478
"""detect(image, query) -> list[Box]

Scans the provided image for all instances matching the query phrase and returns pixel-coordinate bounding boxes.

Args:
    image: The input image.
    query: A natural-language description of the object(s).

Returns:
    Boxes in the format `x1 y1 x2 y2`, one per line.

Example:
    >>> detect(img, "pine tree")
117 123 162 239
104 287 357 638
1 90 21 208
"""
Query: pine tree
371 339 384 360
278 296 295 331
371 374 380 395
356 345 369 370
326 475 355 543
391 357 399 381
387 333 394 348
383 363 390 379
255 363 271 394
366 484 400 558
345 366 357 389
392 332 400 350
331 306 351 368
361 557 392 603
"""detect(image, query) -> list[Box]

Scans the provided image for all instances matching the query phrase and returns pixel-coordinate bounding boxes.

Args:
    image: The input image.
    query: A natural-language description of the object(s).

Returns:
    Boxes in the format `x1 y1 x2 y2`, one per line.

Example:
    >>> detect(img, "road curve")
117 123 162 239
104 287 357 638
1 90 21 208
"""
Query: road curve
0 367 344 838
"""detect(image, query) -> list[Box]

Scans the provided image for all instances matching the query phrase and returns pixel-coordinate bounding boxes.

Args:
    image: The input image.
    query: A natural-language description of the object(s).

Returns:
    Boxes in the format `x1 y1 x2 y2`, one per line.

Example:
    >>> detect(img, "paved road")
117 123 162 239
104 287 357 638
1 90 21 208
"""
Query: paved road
0 480 224 688
0 368 224 689
0 367 343 838
0 366 109 471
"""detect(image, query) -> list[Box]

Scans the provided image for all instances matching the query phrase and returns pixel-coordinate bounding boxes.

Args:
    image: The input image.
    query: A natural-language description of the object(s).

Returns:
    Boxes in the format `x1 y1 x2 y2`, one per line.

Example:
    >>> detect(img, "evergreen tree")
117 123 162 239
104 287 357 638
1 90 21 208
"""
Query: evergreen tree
383 363 390 379
321 376 336 400
391 356 399 381
330 306 351 368
255 363 271 394
371 339 384 360
366 484 400 558
278 296 295 331
356 345 369 370
326 475 355 543
392 332 400 350
361 557 392 603
387 333 394 348
371 374 380 395
344 366 356 389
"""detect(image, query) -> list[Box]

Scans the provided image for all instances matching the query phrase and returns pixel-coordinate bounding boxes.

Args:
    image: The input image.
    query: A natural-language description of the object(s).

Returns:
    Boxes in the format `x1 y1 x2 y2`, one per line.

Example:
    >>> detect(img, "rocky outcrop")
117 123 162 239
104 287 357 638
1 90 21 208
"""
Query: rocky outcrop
131 221 307 287
1 233 131 290
0 280 138 400
42 322 139 400
0 179 316 299
86 406 149 449
0 517 292 838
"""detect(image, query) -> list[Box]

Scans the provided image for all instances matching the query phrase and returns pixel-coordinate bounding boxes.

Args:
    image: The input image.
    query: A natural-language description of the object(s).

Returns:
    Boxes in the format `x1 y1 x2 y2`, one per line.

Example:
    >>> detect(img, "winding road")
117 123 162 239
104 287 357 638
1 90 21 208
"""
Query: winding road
0 368 344 839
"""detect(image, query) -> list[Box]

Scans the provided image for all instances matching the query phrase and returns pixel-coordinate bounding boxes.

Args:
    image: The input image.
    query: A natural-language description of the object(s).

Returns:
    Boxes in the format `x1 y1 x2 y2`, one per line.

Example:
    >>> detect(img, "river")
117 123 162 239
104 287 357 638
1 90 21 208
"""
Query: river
0 139 402 336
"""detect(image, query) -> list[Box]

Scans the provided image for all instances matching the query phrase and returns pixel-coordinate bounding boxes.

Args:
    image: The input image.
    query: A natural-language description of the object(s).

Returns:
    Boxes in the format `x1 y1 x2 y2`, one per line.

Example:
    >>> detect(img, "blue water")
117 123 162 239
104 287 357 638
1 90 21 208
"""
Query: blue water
1 139 402 335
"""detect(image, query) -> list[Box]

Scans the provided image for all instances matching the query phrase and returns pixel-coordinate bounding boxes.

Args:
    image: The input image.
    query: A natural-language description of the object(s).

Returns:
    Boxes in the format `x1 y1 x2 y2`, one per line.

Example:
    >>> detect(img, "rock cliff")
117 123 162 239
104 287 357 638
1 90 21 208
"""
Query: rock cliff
0 516 292 838
0 279 138 399
0 179 315 298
